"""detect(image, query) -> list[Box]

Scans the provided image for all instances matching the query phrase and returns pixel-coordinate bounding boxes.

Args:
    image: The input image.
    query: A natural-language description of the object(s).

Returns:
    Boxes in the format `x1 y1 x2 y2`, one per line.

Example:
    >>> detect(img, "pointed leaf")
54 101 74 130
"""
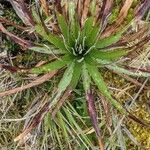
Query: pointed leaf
85 59 126 114
57 13 69 41
29 45 64 54
90 49 127 61
82 63 104 149
82 17 94 37
81 0 91 27
51 61 75 107
106 64 150 78
8 0 35 26
96 21 133 49
82 63 91 91
70 61 82 89
30 55 72 74
86 26 100 47
35 24 67 52
96 32 122 49
86 90 104 150
135 0 150 20
99 0 113 31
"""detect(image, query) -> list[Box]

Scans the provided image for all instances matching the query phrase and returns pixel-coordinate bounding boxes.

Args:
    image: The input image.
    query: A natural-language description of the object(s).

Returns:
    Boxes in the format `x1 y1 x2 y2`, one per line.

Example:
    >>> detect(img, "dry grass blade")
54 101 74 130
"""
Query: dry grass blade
0 64 22 73
77 0 83 25
54 0 63 14
40 0 49 16
7 0 35 26
102 0 133 37
52 87 72 118
135 0 150 20
81 0 90 27
99 0 113 31
0 23 32 48
0 17 26 30
14 101 50 142
0 71 56 97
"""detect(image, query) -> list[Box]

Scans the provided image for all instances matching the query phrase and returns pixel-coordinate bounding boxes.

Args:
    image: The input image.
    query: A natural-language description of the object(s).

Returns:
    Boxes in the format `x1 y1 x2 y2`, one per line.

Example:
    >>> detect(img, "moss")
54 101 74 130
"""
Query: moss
126 90 150 149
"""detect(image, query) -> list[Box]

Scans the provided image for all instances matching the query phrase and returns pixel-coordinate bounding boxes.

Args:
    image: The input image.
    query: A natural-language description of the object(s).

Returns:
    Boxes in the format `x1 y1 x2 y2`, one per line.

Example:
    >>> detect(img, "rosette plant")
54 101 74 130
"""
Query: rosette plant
0 0 150 149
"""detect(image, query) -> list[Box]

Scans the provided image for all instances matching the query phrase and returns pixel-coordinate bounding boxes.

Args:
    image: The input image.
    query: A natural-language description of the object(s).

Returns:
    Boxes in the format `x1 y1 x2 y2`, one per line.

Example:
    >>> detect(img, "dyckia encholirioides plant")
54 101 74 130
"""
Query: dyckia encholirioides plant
0 0 150 148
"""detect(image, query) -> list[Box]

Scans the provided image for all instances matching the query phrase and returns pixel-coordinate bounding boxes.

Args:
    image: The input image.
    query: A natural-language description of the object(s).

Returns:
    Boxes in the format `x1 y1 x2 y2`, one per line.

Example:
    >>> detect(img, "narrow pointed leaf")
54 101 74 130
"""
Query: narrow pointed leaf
82 63 91 91
57 13 69 41
95 32 122 49
101 0 133 37
90 49 128 61
81 0 91 27
0 23 32 48
70 62 82 88
86 60 126 114
30 55 72 74
29 45 64 54
82 17 94 38
86 26 100 47
82 63 104 149
106 64 150 78
52 61 82 117
135 0 150 20
35 24 67 52
100 0 113 31
86 90 104 150
96 21 132 49
8 0 35 26
51 61 75 107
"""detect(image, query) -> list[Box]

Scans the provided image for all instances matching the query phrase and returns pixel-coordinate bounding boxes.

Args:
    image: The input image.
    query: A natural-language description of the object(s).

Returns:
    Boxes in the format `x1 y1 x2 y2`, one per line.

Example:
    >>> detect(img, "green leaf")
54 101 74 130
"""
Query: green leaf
29 45 64 54
31 6 40 23
51 61 75 107
85 58 126 114
86 26 100 47
35 24 67 52
90 49 127 61
96 21 133 49
82 63 91 92
56 112 72 149
57 13 69 41
82 63 103 141
68 2 76 24
58 62 75 92
106 64 150 77
82 17 94 38
70 61 82 89
69 17 80 46
30 55 73 74
95 32 122 49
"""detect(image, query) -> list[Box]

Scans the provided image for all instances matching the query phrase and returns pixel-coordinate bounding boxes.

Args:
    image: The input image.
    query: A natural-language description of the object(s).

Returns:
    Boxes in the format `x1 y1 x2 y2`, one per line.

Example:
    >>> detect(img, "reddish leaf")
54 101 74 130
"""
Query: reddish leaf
77 0 83 26
0 64 23 73
0 17 26 30
54 0 63 14
135 0 150 20
98 0 113 31
0 23 32 49
81 0 91 27
86 90 104 150
102 0 133 38
8 0 35 26
0 71 56 97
